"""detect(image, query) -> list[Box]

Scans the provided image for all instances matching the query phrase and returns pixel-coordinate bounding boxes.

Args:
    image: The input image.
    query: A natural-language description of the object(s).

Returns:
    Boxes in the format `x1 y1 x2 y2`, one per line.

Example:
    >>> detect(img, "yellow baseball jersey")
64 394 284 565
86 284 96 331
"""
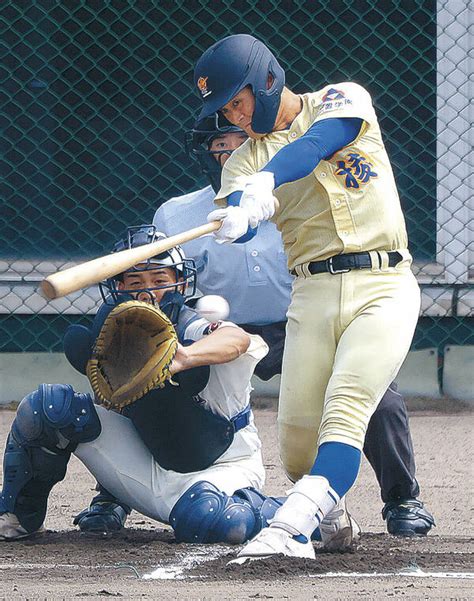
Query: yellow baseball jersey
216 82 409 270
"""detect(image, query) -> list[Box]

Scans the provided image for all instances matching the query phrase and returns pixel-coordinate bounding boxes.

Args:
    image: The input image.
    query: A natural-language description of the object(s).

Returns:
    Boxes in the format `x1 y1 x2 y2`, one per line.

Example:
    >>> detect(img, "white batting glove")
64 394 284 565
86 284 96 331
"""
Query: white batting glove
207 206 250 244
239 172 278 228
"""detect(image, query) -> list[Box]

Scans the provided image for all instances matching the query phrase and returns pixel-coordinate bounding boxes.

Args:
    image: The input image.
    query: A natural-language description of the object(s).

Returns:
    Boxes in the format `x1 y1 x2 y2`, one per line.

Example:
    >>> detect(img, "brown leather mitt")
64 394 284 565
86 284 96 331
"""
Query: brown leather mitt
86 300 178 410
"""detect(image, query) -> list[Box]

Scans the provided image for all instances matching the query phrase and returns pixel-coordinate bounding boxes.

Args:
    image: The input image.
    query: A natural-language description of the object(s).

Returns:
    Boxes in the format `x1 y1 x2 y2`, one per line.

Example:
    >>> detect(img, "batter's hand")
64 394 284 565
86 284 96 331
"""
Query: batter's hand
240 172 277 228
207 206 250 244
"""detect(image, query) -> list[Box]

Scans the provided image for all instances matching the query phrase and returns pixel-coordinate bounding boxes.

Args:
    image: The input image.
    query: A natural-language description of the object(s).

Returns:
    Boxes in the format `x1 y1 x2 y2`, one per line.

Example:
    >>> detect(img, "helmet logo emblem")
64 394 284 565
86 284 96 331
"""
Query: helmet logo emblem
197 76 212 98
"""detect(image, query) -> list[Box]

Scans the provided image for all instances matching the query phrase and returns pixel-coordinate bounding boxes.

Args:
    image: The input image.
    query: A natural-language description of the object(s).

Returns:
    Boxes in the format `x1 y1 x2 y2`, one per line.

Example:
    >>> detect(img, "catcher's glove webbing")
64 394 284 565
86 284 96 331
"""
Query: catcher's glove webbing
86 300 178 410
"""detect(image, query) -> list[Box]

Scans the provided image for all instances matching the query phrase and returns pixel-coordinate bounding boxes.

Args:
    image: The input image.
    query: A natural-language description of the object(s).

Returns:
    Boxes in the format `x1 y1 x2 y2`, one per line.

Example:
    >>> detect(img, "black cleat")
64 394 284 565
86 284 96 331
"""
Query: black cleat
74 501 130 536
382 498 435 536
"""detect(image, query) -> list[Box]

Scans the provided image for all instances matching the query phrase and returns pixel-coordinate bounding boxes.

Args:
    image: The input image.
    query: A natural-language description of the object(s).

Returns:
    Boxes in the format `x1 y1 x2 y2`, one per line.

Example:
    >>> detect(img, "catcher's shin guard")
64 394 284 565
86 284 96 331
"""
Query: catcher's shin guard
0 384 101 534
169 481 285 544
0 432 69 534
234 487 286 536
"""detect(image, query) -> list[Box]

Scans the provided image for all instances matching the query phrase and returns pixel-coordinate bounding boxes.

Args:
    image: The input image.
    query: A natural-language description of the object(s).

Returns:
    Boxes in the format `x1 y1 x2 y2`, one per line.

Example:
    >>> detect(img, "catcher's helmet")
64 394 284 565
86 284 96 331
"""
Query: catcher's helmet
100 225 196 319
194 34 285 134
185 113 247 192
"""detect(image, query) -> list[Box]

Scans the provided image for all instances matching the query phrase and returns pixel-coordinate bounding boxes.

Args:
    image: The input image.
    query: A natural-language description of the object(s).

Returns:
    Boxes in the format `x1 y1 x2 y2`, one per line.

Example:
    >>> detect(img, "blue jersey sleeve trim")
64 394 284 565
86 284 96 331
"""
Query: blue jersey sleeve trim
227 191 242 206
263 117 363 188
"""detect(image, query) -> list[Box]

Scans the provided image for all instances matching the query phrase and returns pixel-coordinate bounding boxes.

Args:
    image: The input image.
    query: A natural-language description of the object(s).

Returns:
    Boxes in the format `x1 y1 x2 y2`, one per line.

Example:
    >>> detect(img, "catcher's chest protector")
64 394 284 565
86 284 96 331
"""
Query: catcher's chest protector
122 377 247 473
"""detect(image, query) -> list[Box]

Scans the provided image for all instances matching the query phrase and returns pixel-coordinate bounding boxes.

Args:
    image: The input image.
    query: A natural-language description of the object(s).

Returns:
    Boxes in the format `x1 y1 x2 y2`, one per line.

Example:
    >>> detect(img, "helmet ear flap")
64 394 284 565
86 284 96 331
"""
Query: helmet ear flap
250 55 285 134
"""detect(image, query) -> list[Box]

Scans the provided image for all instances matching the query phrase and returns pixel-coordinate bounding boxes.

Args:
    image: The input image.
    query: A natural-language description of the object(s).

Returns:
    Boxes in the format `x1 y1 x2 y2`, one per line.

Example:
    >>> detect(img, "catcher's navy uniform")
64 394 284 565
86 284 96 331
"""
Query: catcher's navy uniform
75 310 268 528
0 228 290 544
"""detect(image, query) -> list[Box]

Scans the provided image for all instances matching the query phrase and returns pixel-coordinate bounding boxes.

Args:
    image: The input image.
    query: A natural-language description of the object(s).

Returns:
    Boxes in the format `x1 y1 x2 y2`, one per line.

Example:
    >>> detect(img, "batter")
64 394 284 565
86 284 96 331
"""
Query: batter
193 34 421 559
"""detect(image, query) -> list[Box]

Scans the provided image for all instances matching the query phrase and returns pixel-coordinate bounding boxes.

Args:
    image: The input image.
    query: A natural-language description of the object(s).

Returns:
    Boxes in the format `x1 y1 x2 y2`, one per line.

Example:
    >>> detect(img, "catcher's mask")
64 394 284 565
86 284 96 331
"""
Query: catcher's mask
100 225 197 322
185 112 247 192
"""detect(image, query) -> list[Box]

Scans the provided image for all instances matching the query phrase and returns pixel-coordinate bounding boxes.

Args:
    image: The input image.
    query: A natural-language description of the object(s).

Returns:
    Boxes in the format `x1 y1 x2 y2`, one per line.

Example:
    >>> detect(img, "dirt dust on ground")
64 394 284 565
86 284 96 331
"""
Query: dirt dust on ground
0 403 473 600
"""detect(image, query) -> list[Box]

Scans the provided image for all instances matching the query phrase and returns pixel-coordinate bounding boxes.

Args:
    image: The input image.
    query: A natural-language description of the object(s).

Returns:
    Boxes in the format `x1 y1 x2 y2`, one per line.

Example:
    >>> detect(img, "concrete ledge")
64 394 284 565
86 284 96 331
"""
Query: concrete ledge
0 348 448 405
251 349 442 400
394 348 441 399
443 345 474 402
0 353 91 404
251 374 280 398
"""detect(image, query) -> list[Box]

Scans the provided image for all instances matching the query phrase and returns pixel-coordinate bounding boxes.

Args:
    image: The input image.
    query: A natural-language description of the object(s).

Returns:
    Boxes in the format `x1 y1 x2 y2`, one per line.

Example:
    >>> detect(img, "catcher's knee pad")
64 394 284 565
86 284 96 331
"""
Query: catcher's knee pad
169 481 258 544
0 431 69 533
12 383 101 452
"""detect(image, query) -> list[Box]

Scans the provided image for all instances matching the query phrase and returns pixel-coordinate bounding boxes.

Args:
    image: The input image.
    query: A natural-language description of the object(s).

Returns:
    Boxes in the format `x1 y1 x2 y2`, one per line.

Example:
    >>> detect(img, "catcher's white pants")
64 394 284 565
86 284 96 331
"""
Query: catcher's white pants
74 405 265 523
278 255 420 482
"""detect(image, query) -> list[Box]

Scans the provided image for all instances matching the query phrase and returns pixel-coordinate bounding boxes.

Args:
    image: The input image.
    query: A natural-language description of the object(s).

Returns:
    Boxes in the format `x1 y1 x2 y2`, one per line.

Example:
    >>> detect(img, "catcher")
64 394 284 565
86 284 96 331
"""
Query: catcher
0 225 358 548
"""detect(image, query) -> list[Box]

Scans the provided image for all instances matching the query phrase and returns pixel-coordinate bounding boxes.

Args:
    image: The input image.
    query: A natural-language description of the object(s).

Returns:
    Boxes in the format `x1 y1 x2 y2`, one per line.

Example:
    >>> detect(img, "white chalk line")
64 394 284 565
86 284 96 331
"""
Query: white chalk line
0 545 227 579
2 559 473 582
144 548 474 581
0 562 113 570
0 547 222 580
308 568 474 580
143 545 227 580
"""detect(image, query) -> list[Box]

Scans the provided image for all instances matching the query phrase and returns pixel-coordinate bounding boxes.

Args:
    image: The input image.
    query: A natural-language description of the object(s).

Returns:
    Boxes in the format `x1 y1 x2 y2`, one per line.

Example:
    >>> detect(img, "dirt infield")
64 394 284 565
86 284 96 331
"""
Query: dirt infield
0 405 473 599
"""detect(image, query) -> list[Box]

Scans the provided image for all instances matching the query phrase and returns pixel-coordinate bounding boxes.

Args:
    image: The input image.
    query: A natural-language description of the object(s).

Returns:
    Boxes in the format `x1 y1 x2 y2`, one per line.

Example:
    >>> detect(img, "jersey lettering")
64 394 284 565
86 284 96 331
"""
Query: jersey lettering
335 153 378 189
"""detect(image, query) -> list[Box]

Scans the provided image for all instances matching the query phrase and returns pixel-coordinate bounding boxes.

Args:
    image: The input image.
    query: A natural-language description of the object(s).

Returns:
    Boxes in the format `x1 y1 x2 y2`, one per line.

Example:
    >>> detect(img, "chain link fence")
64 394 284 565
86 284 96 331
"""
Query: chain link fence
1 2 472 382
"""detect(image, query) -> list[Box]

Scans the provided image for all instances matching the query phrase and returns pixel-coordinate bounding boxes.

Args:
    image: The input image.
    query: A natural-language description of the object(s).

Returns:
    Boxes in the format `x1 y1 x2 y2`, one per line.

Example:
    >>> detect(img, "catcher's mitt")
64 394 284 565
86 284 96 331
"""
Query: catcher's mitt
86 300 178 410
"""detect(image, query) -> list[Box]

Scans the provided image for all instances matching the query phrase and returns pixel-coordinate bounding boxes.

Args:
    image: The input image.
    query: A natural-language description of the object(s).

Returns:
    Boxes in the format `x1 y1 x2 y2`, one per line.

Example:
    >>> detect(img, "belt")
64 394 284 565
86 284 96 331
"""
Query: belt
231 405 251 433
290 251 403 276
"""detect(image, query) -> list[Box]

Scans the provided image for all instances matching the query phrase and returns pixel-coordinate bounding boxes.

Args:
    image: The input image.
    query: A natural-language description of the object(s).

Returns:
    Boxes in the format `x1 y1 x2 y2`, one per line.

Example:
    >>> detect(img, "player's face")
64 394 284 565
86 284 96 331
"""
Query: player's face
219 87 264 139
209 131 248 167
118 266 181 304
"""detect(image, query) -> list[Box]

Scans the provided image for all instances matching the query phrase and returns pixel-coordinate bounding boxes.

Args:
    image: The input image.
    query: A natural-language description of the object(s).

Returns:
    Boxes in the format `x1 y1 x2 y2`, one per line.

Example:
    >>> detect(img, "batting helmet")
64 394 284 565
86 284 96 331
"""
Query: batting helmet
185 113 247 192
194 34 285 134
100 225 196 321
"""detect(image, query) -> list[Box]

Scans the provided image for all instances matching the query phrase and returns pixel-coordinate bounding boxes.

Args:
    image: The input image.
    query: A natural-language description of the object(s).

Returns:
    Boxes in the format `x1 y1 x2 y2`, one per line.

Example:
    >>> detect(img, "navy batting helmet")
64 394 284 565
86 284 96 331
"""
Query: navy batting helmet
194 34 285 134
185 113 247 192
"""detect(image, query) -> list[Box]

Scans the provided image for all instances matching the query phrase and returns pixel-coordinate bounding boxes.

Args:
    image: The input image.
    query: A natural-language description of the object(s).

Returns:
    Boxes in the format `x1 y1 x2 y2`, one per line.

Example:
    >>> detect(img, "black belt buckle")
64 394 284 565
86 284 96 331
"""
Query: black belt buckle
326 256 351 275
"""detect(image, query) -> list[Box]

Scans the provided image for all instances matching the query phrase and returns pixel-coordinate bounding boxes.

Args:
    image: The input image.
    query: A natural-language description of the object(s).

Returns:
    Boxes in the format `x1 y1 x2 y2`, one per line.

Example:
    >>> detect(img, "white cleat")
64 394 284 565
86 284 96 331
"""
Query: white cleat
0 512 44 541
229 526 316 565
319 497 361 552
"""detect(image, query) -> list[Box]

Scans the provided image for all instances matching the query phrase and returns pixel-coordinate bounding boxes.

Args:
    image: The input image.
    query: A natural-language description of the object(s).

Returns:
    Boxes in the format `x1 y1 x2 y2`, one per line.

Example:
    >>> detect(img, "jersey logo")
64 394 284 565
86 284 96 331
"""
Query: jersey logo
204 321 222 335
197 76 212 98
318 89 352 115
335 153 378 189
322 88 345 102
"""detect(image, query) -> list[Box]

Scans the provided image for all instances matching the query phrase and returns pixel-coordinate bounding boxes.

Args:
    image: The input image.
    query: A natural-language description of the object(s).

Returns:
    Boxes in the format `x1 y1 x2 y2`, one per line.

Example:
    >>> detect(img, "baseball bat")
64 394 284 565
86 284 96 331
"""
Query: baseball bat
41 220 221 300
